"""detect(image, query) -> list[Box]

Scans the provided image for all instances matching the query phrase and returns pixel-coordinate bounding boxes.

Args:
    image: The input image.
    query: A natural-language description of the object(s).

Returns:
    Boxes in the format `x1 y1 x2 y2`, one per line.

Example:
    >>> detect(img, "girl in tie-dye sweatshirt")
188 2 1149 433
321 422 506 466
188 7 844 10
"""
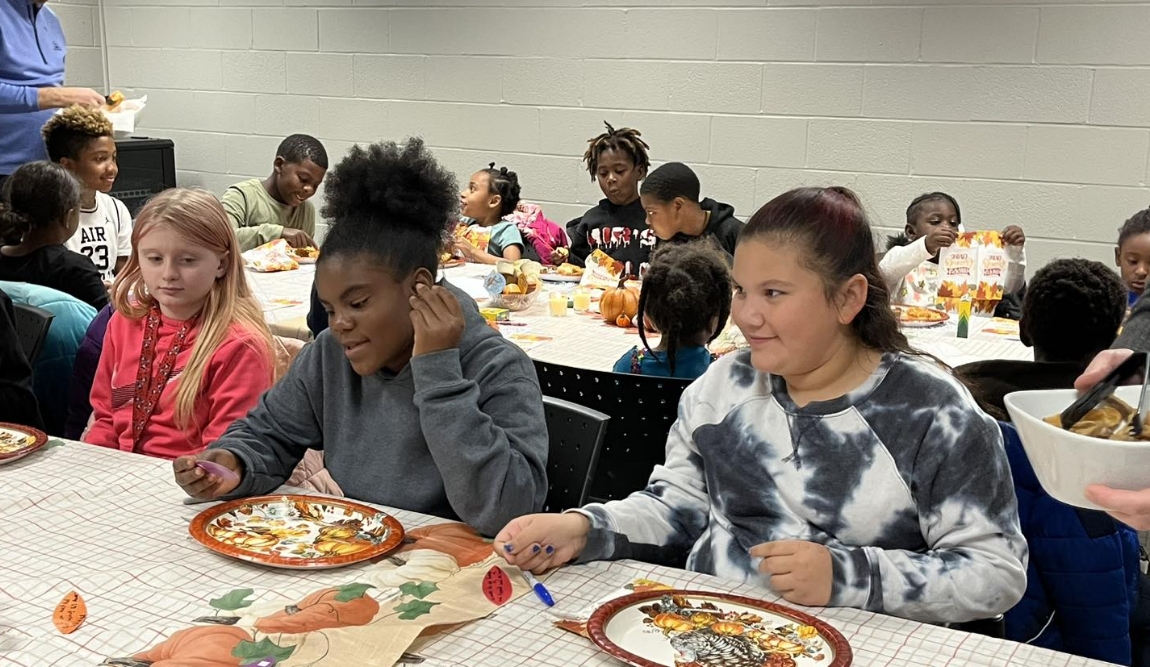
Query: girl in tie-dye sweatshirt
496 187 1027 624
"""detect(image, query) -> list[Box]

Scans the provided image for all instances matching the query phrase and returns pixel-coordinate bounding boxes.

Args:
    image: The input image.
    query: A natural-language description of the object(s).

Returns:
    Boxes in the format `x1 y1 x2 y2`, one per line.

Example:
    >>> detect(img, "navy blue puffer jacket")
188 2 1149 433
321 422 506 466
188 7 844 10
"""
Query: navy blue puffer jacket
1002 421 1141 664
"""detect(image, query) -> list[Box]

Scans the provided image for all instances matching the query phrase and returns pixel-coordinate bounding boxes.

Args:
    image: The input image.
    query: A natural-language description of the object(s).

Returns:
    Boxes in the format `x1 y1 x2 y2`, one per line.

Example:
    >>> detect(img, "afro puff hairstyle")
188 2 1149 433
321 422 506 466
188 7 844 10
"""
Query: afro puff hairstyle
319 137 458 278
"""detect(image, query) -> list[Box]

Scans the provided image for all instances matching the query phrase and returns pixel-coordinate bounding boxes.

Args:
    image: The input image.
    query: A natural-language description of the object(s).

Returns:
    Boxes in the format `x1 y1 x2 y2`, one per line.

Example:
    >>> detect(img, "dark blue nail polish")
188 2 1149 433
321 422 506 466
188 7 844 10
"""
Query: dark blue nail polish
503 544 513 553
532 544 541 554
545 545 555 555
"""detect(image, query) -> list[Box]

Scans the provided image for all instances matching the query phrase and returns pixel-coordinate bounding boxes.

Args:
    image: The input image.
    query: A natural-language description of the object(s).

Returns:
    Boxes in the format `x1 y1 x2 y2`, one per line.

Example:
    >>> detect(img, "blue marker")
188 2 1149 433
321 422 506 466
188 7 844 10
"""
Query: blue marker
521 570 555 607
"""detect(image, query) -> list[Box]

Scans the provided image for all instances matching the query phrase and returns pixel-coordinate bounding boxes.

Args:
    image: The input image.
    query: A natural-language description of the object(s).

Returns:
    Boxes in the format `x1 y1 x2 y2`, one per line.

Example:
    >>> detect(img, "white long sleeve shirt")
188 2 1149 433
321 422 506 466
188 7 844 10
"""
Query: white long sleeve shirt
880 236 1026 308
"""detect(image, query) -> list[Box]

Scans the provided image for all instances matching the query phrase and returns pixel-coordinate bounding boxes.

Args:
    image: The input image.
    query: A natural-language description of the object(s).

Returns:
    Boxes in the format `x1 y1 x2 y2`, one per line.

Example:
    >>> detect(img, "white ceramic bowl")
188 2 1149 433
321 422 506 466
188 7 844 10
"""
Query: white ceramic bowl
1004 386 1150 510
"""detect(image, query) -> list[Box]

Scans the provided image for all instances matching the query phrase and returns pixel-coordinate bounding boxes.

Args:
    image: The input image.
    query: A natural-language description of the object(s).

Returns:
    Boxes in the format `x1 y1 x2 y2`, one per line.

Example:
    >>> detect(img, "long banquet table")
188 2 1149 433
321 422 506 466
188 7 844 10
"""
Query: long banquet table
247 262 1033 371
0 441 1112 667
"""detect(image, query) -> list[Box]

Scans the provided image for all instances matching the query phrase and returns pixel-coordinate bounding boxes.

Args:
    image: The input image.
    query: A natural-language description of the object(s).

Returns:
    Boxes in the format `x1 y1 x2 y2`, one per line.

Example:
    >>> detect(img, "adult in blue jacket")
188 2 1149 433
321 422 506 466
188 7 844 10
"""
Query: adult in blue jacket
0 0 103 180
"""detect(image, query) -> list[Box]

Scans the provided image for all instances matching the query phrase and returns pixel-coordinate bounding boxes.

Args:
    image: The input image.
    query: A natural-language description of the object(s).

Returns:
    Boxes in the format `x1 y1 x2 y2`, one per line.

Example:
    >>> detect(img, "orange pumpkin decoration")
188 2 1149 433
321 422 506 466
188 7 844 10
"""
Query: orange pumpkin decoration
615 314 632 328
600 277 639 325
134 625 251 665
652 612 694 634
255 586 379 634
710 621 745 636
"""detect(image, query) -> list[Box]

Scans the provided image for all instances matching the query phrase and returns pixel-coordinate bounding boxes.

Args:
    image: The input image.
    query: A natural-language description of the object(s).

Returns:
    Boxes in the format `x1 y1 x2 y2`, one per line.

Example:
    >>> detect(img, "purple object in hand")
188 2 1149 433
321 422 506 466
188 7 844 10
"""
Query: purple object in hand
196 460 239 482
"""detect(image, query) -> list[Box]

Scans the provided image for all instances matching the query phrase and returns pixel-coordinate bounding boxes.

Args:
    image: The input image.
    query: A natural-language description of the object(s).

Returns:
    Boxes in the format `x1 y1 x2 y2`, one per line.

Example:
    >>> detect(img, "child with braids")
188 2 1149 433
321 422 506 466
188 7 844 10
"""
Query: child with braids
454 163 525 265
42 105 133 281
173 139 547 537
613 241 731 379
564 122 654 272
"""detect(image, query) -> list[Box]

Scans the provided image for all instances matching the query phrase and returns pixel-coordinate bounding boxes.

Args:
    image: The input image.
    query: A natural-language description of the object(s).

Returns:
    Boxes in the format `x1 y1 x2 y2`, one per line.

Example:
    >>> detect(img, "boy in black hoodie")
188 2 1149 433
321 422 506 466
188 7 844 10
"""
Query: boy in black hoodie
561 122 654 273
639 162 742 258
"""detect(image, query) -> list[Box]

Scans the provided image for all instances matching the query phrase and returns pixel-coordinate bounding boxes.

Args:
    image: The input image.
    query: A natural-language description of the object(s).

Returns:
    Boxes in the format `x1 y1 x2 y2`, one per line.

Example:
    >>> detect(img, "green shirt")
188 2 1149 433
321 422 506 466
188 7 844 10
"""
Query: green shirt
221 178 316 251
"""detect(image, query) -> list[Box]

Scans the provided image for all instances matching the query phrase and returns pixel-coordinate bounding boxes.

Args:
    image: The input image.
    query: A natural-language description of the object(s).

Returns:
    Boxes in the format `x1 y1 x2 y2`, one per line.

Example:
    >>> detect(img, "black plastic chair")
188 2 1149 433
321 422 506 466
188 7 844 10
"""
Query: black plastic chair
534 361 693 504
542 396 609 512
947 615 1005 639
12 304 54 365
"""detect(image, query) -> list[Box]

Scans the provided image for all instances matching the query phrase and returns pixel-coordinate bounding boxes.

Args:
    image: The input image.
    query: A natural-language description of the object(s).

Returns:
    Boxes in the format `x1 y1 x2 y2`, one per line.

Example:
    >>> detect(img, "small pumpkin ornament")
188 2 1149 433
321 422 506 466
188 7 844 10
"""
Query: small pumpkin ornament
710 621 746 636
616 314 632 328
600 277 639 325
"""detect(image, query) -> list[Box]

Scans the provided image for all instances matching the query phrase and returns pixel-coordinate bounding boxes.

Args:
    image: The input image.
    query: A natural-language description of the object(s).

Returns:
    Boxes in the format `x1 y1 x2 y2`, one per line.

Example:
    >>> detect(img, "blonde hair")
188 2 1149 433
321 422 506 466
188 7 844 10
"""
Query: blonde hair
41 106 114 162
111 188 274 429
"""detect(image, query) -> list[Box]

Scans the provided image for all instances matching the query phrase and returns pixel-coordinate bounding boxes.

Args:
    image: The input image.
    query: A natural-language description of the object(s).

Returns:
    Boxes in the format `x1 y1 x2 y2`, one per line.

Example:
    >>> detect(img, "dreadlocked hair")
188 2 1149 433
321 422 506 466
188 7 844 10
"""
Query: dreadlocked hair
637 239 732 376
582 121 651 180
1119 207 1150 247
480 163 521 217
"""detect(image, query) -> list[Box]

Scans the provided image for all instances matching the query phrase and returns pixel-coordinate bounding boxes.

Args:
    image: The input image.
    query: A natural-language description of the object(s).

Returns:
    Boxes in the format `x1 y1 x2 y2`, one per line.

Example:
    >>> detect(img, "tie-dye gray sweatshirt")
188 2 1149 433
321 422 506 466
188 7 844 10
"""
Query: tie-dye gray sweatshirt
575 350 1028 624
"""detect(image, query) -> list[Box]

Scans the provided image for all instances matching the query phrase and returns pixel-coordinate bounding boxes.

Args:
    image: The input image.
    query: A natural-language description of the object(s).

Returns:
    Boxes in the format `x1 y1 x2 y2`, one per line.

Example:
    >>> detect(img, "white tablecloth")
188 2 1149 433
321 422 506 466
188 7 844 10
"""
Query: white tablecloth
0 442 1111 667
246 263 1032 372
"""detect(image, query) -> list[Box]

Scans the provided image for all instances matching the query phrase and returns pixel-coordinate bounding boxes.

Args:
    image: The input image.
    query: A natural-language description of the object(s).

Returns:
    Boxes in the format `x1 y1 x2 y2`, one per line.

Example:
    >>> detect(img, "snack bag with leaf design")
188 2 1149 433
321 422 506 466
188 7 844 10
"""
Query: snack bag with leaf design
937 231 1006 314
580 248 627 289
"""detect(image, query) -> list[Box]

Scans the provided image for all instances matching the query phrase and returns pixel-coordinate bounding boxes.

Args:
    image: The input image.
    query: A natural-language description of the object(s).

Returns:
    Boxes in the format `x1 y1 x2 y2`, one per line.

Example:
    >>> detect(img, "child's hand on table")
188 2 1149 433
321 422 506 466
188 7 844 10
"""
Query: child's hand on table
751 540 833 607
410 284 464 357
494 513 590 574
1001 225 1025 247
173 449 243 500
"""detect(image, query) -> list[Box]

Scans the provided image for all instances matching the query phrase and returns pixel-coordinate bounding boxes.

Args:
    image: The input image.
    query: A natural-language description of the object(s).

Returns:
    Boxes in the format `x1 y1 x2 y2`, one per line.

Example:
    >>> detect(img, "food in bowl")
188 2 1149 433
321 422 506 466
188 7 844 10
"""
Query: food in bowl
1005 386 1150 509
487 259 542 311
1044 396 1148 441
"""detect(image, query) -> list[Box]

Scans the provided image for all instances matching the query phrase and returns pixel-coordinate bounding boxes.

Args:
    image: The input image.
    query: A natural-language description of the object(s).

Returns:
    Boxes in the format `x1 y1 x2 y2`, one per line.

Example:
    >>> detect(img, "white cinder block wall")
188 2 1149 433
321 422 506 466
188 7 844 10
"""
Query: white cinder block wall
88 0 1150 271
53 0 105 91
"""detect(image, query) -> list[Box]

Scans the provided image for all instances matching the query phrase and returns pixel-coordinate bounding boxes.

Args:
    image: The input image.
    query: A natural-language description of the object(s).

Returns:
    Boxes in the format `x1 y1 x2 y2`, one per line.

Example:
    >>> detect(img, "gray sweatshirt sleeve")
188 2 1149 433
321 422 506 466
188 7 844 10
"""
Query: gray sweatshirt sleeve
209 342 323 498
410 345 548 537
1116 288 1150 351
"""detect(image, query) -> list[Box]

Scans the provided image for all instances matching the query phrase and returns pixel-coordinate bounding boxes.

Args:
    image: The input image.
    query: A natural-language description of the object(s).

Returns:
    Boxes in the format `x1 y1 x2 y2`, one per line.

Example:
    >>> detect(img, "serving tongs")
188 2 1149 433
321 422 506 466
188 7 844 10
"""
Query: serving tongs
1060 351 1150 435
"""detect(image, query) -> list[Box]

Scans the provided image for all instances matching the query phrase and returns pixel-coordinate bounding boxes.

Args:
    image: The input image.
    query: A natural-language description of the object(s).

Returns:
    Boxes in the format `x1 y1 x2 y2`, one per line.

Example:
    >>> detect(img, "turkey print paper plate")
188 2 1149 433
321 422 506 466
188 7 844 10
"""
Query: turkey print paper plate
588 590 852 667
0 422 48 465
189 495 404 569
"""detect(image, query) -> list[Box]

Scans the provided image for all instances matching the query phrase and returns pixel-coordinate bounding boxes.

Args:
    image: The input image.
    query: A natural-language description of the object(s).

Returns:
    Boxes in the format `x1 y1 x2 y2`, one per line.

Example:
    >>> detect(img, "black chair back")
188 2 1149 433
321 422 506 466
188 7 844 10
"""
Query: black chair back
542 396 609 512
534 361 693 504
13 304 54 365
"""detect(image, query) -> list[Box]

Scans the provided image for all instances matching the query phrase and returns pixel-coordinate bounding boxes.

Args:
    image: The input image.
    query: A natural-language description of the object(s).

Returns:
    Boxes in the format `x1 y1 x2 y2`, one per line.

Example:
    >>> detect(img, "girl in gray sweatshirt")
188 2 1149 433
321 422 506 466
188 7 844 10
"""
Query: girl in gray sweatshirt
173 138 548 537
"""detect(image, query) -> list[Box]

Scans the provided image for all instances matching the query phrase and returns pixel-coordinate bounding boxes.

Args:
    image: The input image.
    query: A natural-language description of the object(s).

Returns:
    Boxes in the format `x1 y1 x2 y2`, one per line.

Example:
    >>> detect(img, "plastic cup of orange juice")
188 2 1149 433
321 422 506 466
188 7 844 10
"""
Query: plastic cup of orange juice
572 288 591 313
548 292 568 317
